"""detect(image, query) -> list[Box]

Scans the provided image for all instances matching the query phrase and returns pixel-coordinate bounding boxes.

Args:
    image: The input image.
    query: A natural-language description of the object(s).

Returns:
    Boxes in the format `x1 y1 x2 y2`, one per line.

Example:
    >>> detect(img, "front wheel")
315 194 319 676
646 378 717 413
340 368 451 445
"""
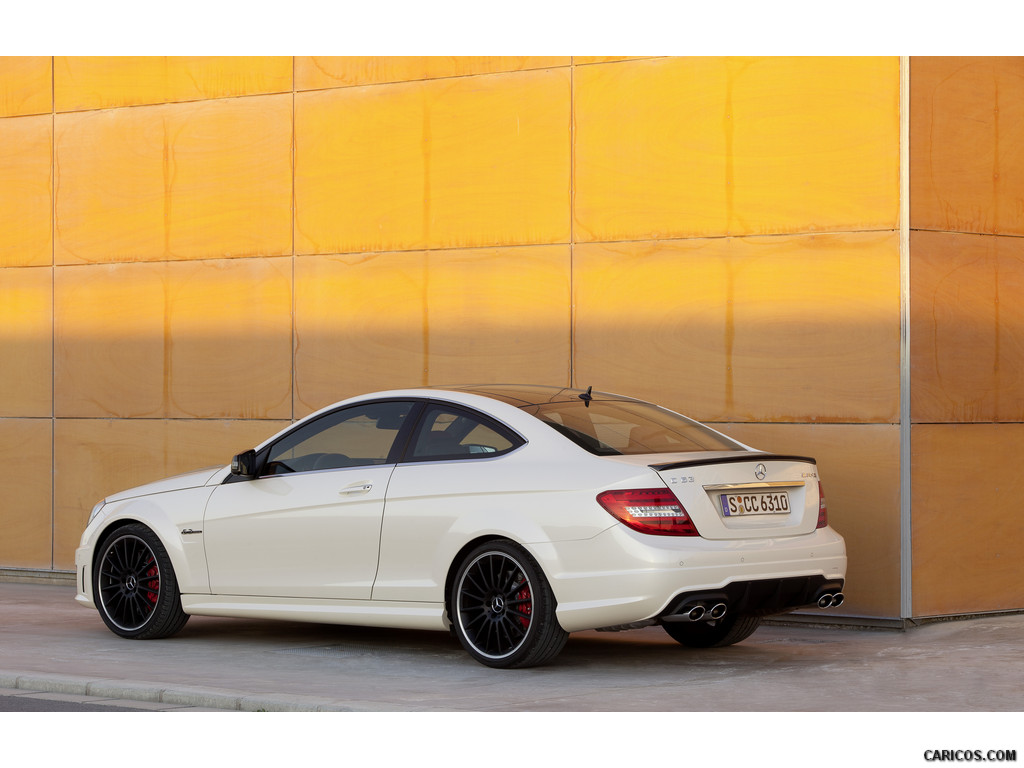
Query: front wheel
449 540 568 669
94 523 189 640
662 614 762 648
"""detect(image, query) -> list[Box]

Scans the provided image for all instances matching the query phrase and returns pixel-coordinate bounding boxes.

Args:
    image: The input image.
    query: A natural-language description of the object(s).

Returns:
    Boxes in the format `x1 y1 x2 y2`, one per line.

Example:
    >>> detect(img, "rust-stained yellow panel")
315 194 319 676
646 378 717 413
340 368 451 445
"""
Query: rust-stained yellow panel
0 56 52 117
296 56 569 90
0 267 52 416
295 69 571 255
718 422 901 619
574 56 899 242
911 231 1024 423
55 258 293 419
574 232 900 423
0 115 52 267
54 94 292 264
0 419 52 568
55 56 292 111
294 246 571 415
912 424 1024 616
911 57 1024 237
53 418 289 569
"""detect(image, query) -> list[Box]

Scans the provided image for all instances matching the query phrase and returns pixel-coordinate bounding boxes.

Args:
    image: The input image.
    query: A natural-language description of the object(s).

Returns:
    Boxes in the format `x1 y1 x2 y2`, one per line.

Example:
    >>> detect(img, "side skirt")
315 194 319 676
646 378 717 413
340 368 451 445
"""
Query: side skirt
180 594 449 631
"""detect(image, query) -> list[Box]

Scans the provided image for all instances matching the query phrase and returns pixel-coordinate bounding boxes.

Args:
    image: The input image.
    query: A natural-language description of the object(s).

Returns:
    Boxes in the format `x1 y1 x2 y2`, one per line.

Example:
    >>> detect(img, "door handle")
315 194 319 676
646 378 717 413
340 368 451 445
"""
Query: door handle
339 482 373 495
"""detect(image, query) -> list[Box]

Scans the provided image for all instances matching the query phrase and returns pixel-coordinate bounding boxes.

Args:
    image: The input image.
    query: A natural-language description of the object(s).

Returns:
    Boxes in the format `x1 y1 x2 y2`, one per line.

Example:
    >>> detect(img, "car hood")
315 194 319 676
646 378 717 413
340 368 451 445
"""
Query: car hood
104 466 224 503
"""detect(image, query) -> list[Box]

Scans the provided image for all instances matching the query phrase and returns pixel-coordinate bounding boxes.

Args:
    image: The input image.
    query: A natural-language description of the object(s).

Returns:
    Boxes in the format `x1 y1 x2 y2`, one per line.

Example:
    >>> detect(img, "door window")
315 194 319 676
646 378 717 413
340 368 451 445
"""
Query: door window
264 401 414 474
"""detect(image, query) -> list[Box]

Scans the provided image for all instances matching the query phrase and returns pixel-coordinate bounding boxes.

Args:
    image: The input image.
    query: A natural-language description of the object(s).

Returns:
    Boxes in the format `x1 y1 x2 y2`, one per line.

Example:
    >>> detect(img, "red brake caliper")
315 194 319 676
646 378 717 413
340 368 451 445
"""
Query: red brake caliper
144 559 159 605
515 586 532 628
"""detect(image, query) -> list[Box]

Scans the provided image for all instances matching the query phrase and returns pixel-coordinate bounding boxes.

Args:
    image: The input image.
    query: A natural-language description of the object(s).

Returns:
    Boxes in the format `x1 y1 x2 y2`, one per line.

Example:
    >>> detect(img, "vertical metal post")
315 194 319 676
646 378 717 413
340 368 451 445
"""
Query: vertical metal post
899 56 913 621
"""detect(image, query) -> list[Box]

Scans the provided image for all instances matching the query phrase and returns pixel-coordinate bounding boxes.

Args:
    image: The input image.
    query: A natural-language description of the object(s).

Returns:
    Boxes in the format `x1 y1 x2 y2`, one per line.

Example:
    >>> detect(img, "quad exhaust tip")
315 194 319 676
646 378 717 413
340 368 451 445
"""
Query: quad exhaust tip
817 592 845 609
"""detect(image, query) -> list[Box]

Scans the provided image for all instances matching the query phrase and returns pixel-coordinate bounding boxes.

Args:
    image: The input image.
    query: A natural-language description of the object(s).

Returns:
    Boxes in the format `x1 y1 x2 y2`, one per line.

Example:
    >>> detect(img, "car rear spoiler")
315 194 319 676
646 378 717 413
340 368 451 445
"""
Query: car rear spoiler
650 454 818 472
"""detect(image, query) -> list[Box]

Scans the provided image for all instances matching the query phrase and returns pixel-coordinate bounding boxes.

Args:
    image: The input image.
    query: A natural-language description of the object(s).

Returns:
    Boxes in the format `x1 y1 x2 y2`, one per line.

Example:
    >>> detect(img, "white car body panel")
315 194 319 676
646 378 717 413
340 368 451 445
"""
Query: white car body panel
203 464 396 599
75 385 848 659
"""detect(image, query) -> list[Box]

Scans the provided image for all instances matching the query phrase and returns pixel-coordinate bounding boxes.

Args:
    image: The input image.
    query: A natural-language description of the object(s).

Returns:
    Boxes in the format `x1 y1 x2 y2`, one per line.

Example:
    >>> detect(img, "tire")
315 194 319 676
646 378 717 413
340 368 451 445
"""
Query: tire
662 614 762 648
449 540 568 669
93 523 189 640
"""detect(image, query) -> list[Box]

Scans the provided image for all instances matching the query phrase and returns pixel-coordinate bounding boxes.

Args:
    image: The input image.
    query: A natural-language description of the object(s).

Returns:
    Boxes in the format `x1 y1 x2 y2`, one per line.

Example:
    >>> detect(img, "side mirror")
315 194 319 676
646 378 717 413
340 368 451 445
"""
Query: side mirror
231 449 257 477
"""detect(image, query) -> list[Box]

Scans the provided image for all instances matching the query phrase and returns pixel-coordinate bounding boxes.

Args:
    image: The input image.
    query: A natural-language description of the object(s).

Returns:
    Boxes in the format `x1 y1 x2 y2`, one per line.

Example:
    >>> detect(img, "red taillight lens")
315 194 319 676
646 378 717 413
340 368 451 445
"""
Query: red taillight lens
596 488 699 536
816 481 828 529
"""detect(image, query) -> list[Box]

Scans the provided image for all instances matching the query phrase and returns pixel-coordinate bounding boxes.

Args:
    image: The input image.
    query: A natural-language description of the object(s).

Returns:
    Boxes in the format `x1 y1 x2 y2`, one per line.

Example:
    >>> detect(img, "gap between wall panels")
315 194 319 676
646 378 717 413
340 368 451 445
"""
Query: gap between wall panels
899 56 912 619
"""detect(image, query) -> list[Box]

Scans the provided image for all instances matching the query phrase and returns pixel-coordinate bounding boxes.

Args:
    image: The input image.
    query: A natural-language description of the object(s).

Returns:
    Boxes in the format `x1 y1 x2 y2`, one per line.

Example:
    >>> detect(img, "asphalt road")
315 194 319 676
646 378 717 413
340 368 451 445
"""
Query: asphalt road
0 693 150 712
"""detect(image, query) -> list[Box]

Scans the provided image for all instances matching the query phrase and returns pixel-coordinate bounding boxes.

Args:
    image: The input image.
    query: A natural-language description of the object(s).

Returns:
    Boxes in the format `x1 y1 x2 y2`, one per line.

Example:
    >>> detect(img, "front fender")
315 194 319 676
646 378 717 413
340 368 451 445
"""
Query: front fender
78 486 216 598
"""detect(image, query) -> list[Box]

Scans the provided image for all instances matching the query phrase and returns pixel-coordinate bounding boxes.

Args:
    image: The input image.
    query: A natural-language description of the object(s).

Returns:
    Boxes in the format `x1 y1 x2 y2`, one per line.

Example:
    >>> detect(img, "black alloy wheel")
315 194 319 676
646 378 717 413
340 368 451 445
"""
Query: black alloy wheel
450 540 568 669
94 523 189 639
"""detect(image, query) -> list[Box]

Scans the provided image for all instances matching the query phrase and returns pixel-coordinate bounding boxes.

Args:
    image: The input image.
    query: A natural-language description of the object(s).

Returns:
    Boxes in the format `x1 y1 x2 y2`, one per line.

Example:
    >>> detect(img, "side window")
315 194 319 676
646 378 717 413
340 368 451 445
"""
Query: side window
264 401 413 475
407 405 522 461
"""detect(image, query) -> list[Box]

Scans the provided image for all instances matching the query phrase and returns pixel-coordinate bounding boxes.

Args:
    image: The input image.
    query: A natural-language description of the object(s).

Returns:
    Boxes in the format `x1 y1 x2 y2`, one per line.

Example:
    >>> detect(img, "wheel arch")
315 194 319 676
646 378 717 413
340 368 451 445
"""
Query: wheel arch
443 534 507 623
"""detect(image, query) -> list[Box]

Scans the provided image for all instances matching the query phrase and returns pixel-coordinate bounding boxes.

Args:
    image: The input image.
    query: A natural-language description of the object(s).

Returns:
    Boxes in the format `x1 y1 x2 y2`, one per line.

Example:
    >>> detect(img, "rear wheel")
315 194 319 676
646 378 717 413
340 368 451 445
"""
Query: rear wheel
449 540 568 669
662 614 762 648
94 524 189 639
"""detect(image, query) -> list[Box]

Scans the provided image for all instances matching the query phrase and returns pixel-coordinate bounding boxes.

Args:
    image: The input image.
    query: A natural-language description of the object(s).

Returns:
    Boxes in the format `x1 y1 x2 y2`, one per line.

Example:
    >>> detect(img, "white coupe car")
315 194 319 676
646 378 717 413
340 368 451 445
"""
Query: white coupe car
76 385 846 668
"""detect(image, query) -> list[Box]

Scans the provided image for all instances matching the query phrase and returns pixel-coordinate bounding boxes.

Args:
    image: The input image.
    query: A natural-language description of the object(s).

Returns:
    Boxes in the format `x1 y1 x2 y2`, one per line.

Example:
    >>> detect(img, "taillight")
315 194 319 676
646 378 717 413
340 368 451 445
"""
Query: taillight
816 481 828 528
596 488 699 536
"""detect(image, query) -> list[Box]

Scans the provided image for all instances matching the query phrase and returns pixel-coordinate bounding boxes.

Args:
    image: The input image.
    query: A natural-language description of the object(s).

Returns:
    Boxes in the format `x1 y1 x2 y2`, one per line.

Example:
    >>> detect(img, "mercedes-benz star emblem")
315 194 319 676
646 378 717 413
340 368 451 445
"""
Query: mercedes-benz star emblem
754 463 767 481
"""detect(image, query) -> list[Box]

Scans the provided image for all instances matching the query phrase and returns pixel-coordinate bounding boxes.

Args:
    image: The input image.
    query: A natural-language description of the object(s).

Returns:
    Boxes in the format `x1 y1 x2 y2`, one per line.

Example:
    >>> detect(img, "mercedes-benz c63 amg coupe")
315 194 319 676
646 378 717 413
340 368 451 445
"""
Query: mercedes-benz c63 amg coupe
76 385 846 668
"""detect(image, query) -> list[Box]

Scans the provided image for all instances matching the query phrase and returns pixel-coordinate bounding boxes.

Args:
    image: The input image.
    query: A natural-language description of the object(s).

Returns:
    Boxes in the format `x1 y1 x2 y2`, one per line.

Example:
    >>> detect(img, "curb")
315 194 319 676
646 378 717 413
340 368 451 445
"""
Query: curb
0 669 370 712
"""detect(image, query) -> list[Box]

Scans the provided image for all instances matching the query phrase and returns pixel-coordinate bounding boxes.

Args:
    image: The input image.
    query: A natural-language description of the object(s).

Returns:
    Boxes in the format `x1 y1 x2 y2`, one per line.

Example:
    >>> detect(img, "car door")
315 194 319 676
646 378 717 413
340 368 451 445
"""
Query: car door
372 402 526 602
203 400 417 599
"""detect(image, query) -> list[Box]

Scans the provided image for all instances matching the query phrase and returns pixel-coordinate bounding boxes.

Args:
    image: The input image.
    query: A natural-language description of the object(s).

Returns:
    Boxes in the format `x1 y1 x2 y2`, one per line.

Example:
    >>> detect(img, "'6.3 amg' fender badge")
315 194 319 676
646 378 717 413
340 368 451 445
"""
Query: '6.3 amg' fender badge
181 528 202 535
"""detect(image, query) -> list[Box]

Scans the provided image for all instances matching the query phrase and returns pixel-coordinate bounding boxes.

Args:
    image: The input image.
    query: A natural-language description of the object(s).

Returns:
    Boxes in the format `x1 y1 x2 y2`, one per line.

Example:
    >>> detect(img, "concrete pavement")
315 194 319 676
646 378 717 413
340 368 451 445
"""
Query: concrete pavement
2 581 1024 712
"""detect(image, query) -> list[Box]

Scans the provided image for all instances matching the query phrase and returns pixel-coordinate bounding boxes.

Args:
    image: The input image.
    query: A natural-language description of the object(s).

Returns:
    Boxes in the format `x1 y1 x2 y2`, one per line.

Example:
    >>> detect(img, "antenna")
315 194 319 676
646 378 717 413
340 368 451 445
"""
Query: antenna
579 385 593 406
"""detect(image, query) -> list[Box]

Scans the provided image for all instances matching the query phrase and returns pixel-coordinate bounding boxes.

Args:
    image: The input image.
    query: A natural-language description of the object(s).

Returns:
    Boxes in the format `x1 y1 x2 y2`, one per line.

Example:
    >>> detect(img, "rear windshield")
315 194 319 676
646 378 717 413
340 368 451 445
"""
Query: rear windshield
527 400 744 456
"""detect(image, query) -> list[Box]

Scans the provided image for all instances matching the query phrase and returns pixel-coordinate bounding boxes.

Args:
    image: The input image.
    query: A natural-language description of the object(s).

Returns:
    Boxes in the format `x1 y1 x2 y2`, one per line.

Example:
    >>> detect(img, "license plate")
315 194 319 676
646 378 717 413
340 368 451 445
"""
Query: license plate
720 491 790 516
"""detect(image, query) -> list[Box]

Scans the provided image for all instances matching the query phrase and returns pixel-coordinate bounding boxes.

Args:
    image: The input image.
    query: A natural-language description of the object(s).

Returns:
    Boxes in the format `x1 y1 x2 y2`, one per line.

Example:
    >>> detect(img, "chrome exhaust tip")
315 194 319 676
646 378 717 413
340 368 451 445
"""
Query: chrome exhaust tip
708 602 727 620
830 592 845 608
817 594 834 609
687 605 706 622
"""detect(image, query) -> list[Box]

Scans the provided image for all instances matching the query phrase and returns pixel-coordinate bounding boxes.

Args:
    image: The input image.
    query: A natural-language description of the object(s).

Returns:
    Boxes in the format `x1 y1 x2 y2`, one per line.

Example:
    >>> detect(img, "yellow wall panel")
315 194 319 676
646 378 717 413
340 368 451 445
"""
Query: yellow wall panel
55 56 292 111
295 69 571 255
911 57 1024 236
911 231 1024 423
912 424 1024 616
574 56 899 242
295 246 571 415
573 56 646 65
54 94 292 264
0 115 52 267
296 56 568 90
53 418 289 569
0 419 52 568
574 232 900 423
0 56 52 117
55 258 293 419
717 423 901 619
0 267 52 417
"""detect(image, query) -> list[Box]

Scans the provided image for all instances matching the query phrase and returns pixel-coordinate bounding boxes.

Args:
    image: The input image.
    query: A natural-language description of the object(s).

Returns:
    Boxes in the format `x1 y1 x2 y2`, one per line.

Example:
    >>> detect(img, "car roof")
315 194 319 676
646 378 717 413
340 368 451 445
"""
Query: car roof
429 384 645 408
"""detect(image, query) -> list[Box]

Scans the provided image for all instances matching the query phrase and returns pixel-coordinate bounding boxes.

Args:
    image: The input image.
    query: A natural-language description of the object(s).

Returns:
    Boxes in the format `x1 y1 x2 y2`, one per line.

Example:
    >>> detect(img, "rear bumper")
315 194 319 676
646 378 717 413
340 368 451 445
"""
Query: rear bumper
658 575 845 621
541 523 847 633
